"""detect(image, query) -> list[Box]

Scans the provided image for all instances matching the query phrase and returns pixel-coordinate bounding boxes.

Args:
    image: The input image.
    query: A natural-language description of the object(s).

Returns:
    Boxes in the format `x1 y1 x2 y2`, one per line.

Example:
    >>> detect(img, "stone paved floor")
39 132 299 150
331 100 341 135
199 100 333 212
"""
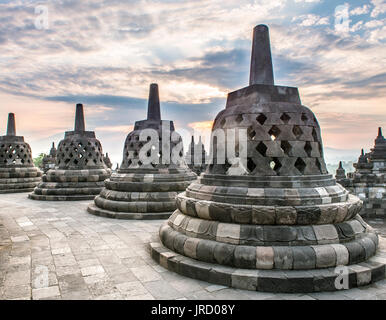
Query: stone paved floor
0 192 385 300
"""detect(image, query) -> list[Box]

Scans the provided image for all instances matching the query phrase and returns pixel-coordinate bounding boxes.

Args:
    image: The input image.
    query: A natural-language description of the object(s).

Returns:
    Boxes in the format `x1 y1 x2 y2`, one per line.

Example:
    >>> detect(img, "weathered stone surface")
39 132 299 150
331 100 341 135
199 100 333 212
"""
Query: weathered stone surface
0 113 42 193
337 128 386 218
87 84 195 218
29 104 110 201
151 24 385 293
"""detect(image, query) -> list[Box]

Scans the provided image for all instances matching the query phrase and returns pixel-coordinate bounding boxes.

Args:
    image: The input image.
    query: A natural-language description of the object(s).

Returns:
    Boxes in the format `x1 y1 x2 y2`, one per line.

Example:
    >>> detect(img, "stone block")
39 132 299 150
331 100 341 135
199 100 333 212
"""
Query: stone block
312 245 336 268
234 245 256 268
292 247 316 270
256 246 274 269
273 247 293 270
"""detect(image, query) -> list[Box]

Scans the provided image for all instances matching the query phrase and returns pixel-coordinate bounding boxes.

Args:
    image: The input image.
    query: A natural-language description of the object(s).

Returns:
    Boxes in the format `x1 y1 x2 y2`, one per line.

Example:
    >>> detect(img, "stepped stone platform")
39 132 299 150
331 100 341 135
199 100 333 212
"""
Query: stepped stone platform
29 104 111 201
0 113 42 194
0 192 385 300
87 84 196 219
150 25 386 293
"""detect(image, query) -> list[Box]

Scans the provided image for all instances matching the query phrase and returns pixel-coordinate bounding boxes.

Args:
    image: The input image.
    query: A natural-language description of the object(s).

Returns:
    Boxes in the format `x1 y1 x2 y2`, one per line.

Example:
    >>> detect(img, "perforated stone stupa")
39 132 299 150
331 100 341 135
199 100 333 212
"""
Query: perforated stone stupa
185 136 207 175
29 104 111 201
338 128 386 218
87 84 196 219
0 113 42 193
150 25 386 293
41 142 57 173
103 153 112 169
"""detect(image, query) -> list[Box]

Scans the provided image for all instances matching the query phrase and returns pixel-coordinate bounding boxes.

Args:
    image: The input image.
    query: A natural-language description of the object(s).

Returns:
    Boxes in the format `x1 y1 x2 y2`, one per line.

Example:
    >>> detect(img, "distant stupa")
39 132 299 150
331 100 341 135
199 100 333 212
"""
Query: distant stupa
29 104 111 200
0 113 42 193
337 127 386 217
87 84 196 219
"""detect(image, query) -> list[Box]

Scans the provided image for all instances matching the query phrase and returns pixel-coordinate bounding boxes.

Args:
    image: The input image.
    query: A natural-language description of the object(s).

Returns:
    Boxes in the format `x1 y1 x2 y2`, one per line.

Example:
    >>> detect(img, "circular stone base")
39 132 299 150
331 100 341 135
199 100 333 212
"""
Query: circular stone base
87 203 172 220
0 188 36 194
150 242 386 293
28 193 96 201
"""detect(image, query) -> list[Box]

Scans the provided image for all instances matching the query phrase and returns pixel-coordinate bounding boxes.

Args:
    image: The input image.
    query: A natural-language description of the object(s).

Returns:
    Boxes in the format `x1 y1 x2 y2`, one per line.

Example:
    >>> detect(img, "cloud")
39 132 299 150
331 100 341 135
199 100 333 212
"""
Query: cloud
370 0 386 18
294 0 321 3
292 14 330 27
0 0 385 165
350 5 370 16
95 125 134 133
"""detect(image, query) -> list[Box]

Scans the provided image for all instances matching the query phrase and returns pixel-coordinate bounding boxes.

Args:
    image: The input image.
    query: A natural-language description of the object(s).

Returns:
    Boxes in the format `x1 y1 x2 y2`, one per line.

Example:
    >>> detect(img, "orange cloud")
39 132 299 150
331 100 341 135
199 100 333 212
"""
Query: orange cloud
188 121 214 130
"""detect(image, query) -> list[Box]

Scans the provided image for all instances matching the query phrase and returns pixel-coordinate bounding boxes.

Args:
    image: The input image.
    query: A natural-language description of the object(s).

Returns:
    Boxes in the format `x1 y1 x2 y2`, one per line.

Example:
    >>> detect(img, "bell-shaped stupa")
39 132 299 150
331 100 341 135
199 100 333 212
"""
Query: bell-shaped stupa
185 136 207 175
0 113 42 193
335 161 347 180
338 128 386 217
150 25 385 293
41 142 57 173
87 84 196 219
29 104 111 200
103 153 112 169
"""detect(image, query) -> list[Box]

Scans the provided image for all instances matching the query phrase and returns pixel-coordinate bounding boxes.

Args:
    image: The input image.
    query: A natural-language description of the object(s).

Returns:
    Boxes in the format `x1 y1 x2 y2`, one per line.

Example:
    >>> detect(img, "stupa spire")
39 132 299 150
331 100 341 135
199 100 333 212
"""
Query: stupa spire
74 103 85 131
6 113 16 136
249 24 274 86
147 83 161 121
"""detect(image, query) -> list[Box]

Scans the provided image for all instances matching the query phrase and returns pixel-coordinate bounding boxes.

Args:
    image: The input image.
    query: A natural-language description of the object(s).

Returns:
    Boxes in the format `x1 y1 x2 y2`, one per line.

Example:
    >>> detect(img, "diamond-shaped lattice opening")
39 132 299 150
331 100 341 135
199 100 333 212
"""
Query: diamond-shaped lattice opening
138 160 143 166
236 114 243 124
315 158 322 173
74 159 79 165
256 142 267 156
256 114 267 125
295 157 306 174
280 113 291 124
268 126 281 141
301 113 308 122
304 141 312 157
293 125 303 139
270 158 282 173
312 128 318 141
247 157 256 173
248 127 256 140
281 141 292 155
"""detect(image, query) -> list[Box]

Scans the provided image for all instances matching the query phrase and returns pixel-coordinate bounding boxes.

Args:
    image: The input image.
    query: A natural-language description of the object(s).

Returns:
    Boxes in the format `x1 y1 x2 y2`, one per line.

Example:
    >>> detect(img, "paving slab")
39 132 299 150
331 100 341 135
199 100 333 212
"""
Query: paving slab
0 192 385 300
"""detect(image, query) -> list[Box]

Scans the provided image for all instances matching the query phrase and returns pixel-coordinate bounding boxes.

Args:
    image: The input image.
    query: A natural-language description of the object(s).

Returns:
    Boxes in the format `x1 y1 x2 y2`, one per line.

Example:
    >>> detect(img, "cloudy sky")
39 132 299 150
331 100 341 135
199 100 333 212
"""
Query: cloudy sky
0 0 385 168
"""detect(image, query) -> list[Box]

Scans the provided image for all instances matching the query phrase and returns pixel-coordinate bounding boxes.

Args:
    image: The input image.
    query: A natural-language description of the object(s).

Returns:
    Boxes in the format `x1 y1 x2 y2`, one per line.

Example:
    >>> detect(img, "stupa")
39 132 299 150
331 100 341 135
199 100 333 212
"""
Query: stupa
87 84 196 219
335 161 349 180
0 113 42 193
41 142 57 173
338 128 386 217
103 153 112 169
150 25 385 293
29 104 111 201
185 136 207 175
